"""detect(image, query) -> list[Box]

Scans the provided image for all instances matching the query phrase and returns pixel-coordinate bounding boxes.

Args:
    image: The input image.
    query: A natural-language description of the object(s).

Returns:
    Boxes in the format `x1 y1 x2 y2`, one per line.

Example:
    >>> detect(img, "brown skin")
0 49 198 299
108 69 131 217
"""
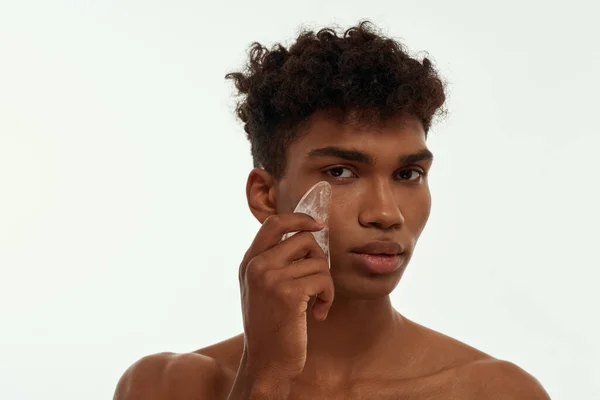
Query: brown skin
113 112 550 399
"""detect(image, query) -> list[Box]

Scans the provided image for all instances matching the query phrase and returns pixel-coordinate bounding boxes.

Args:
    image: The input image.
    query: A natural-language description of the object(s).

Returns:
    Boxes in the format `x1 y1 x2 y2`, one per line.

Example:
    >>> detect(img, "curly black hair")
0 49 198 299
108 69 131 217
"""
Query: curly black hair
225 21 447 179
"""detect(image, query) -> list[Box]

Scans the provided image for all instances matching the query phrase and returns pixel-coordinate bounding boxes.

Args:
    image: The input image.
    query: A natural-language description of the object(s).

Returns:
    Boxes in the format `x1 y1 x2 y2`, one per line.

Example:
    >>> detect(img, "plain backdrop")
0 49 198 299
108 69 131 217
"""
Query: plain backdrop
1 1 599 399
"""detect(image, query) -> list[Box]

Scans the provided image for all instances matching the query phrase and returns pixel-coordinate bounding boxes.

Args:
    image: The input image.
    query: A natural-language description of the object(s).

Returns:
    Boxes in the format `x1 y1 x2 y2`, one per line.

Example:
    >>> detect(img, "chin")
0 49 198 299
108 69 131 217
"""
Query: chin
329 249 413 299
330 265 407 300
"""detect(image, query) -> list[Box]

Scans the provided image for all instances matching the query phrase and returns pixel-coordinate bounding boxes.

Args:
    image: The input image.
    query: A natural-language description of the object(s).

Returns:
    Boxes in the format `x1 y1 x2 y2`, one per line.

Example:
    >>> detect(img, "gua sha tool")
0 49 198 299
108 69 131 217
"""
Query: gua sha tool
282 181 332 267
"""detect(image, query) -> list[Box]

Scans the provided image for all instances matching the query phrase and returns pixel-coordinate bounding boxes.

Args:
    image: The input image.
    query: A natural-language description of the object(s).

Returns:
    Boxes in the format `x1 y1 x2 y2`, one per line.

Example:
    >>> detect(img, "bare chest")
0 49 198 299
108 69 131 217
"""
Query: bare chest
216 355 478 400
285 372 469 400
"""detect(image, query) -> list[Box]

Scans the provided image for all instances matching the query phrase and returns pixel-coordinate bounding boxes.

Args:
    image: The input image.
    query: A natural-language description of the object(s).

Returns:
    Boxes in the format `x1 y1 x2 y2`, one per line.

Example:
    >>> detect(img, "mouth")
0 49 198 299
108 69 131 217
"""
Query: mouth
350 241 405 256
348 241 406 274
349 252 404 274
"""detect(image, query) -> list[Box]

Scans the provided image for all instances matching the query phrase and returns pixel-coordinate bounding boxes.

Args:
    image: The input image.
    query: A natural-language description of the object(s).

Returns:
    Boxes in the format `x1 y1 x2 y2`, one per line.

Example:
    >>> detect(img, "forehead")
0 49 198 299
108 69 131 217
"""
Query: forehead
288 111 428 158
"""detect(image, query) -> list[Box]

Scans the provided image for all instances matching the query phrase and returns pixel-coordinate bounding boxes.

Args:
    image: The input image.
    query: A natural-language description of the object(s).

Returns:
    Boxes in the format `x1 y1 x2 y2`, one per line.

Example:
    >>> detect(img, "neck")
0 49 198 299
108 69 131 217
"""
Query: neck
302 294 405 383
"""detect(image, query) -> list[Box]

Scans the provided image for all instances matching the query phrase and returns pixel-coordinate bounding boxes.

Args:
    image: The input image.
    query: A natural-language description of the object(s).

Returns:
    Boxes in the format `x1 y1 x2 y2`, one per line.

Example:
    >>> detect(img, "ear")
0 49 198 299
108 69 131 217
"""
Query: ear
246 168 278 224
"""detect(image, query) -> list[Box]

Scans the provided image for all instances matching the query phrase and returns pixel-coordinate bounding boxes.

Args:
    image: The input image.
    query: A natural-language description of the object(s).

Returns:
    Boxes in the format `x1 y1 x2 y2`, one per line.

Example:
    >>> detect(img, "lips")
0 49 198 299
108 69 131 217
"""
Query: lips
350 241 404 256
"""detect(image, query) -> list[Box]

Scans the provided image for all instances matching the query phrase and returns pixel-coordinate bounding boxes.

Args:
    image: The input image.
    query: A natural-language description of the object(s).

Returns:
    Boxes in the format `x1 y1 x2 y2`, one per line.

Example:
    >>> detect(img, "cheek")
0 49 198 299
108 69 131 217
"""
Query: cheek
325 194 354 245
276 197 295 214
405 188 431 233
275 181 304 214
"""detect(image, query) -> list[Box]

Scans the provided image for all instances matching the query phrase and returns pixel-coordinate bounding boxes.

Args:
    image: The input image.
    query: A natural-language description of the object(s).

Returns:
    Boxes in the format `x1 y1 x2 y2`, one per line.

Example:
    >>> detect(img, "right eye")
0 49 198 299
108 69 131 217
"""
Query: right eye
323 167 356 179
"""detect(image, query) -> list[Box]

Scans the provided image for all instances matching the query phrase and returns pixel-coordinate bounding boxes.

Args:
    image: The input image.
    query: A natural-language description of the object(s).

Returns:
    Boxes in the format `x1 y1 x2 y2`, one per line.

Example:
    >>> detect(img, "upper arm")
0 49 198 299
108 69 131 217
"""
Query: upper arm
113 352 227 400
465 359 551 400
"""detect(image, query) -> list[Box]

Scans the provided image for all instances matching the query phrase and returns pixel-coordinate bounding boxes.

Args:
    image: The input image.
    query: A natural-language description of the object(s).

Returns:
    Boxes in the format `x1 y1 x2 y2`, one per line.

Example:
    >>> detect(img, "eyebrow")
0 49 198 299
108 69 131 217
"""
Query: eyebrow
305 146 434 166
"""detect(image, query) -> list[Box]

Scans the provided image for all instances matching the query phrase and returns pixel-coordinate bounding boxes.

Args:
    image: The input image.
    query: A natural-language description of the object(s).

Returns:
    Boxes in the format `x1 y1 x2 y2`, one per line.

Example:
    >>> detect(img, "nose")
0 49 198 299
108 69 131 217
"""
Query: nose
358 180 405 230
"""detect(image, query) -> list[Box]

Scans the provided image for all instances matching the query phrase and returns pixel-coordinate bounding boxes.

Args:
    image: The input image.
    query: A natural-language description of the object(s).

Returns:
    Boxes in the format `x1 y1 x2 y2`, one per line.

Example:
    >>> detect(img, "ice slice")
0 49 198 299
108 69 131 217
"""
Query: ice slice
282 181 332 267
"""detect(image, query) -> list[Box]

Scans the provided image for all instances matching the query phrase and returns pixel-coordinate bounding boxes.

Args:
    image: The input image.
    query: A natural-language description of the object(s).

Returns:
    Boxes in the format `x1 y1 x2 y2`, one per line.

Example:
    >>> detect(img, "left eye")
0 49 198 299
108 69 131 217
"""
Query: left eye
396 169 423 181
325 167 355 179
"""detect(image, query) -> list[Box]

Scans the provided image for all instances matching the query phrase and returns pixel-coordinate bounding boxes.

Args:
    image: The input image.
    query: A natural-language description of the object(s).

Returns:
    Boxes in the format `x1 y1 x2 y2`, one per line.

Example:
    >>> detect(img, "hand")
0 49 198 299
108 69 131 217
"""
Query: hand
237 213 335 382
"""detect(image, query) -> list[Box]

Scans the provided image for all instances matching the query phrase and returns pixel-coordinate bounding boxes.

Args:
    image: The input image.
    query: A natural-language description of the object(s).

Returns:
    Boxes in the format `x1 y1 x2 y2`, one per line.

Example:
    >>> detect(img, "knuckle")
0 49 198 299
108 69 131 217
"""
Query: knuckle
319 273 334 288
263 214 281 229
298 232 317 248
246 256 267 279
276 282 298 300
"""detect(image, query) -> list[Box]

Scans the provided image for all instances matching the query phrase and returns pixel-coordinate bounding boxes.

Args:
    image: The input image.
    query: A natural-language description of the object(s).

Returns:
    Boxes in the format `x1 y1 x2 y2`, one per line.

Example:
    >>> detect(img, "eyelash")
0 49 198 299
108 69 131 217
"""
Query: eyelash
322 166 426 181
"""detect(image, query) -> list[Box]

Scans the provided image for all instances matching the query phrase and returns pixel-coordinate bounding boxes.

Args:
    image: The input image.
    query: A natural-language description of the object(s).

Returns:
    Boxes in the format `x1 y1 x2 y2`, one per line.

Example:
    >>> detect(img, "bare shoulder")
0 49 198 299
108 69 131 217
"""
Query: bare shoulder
403 318 494 370
403 319 549 398
113 351 229 400
193 333 245 375
457 358 551 399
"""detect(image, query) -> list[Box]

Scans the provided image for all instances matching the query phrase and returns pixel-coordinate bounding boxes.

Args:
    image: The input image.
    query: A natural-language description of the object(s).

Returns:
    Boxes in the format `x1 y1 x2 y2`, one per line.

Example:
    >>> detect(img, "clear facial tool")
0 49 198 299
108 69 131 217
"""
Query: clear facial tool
282 181 332 267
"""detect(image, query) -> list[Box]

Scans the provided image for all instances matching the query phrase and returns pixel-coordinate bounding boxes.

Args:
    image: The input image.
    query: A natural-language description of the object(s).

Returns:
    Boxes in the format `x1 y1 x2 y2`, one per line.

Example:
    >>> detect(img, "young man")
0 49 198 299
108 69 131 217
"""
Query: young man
114 22 550 399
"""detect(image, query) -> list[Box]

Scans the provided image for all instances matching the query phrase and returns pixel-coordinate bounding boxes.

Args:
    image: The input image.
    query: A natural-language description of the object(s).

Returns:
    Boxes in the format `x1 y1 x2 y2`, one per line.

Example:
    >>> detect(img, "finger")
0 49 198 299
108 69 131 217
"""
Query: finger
292 273 335 320
264 231 327 267
312 295 333 321
276 257 329 280
243 233 325 281
244 214 323 263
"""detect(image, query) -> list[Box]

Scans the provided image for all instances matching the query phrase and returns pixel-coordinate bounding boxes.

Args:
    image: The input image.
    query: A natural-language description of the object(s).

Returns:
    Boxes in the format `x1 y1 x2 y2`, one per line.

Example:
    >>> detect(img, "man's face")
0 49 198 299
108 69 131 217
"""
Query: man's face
275 111 433 299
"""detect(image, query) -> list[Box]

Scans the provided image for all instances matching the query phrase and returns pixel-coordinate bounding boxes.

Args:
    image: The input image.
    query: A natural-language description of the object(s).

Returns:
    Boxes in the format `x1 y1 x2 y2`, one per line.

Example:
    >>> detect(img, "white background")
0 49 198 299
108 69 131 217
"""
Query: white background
1 1 598 399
